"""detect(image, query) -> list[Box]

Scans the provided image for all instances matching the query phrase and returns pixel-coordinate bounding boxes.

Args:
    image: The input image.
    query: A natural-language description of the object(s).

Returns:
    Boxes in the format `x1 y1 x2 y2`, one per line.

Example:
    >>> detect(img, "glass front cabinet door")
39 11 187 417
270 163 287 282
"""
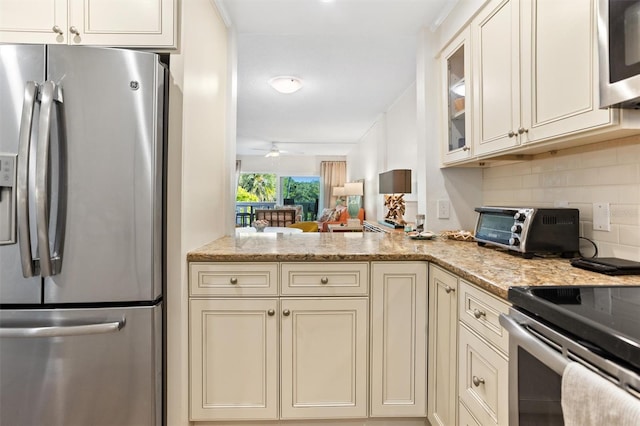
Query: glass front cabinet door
441 28 472 164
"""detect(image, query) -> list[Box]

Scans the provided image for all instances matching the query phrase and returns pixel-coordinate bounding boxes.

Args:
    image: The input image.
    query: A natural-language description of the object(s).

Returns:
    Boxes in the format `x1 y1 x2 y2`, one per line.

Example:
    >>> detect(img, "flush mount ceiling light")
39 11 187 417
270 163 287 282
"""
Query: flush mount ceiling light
268 76 303 94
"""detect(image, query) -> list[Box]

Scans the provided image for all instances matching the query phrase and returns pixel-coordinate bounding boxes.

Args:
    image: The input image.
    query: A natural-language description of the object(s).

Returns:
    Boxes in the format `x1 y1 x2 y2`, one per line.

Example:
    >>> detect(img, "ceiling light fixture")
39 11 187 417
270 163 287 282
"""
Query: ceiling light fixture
269 76 303 94
265 147 280 157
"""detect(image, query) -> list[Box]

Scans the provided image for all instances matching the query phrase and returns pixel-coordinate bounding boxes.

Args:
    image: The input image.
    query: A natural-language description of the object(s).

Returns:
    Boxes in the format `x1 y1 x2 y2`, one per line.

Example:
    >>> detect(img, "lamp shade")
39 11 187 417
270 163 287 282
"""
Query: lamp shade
332 186 345 196
379 169 411 194
343 182 363 196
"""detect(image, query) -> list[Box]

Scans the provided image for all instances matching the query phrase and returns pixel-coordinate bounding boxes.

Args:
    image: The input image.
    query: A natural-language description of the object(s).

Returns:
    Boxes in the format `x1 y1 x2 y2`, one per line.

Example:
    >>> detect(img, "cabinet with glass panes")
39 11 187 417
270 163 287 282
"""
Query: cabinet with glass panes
441 27 471 164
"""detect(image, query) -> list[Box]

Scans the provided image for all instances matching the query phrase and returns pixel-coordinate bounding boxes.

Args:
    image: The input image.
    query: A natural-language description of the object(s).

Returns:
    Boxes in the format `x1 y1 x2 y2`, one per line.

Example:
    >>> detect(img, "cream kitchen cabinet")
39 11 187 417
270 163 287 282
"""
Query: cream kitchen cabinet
370 262 427 417
441 27 473 164
0 0 176 48
280 297 368 419
427 265 458 426
470 0 640 160
189 298 279 421
457 280 510 426
189 261 369 422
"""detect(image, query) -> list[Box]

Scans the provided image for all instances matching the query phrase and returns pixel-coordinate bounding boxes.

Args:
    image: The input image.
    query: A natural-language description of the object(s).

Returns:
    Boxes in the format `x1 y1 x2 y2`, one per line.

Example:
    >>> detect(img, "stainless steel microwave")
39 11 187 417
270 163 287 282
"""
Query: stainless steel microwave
598 0 640 108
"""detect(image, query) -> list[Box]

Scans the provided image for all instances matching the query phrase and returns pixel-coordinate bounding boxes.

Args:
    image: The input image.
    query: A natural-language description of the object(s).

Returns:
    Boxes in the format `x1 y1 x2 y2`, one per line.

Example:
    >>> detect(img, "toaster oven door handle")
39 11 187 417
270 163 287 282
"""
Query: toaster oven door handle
475 207 518 214
499 313 569 376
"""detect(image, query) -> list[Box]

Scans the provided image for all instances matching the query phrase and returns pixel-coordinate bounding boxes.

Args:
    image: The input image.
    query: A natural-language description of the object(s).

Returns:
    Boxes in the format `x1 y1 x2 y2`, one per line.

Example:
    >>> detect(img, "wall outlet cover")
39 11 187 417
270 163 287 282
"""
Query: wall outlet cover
593 202 611 231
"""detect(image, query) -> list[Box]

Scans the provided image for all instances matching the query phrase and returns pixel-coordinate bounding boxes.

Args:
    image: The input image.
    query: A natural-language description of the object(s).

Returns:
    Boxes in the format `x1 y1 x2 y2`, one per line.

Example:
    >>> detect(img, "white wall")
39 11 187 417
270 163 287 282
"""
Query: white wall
166 1 230 424
483 135 640 260
348 84 420 223
348 119 385 219
238 154 345 176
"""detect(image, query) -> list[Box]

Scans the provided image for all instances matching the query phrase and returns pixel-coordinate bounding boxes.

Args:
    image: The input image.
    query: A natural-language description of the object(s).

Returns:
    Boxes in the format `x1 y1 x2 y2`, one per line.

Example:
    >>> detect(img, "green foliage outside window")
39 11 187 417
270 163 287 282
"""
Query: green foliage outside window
237 173 277 201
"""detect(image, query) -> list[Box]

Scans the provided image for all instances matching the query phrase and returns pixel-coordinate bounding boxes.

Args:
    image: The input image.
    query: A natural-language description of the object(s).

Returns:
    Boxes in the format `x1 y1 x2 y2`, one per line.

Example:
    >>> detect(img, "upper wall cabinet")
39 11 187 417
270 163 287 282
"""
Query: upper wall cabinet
0 0 176 48
441 28 473 164
445 0 640 165
471 0 521 157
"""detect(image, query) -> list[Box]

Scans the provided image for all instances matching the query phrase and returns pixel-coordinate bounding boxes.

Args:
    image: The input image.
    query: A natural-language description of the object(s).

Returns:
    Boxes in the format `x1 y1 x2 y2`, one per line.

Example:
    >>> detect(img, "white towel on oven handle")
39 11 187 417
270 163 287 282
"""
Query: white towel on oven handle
561 361 640 426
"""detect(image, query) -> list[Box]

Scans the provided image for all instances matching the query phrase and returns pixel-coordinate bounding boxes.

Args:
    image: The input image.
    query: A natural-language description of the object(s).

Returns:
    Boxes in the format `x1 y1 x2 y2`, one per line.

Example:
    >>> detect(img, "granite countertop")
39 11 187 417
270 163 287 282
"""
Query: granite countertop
187 232 640 300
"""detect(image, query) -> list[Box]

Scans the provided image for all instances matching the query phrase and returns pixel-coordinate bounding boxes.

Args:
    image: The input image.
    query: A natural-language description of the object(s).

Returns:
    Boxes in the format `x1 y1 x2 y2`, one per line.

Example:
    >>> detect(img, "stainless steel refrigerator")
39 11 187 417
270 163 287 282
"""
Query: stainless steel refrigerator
0 45 165 426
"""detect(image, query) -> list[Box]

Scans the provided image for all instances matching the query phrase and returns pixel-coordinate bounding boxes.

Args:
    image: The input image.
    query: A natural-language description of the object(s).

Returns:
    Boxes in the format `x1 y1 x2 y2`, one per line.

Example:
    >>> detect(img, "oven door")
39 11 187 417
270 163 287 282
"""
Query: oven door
500 310 567 425
501 308 640 425
599 0 640 108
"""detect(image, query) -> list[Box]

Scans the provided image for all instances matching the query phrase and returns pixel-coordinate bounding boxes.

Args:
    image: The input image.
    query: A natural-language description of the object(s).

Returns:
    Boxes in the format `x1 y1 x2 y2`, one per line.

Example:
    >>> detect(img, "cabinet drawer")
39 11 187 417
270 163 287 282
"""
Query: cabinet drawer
459 399 482 426
458 323 509 426
189 263 278 296
458 281 509 354
280 262 368 296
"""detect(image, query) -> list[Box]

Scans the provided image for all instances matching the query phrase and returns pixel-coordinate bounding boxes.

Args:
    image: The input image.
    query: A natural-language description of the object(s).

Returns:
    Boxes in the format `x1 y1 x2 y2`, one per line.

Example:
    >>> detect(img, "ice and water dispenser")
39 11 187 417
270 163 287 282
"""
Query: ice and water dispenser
0 154 16 244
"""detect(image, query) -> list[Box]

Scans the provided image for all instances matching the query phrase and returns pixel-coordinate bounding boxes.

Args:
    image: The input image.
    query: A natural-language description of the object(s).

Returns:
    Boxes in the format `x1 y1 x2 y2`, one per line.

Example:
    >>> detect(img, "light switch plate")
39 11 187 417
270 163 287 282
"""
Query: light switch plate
593 202 611 231
437 199 450 219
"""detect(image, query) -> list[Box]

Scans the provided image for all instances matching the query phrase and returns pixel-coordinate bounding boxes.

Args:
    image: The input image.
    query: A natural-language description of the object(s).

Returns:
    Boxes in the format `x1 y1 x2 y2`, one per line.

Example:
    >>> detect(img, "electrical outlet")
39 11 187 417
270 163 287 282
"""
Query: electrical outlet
593 202 611 231
437 199 450 219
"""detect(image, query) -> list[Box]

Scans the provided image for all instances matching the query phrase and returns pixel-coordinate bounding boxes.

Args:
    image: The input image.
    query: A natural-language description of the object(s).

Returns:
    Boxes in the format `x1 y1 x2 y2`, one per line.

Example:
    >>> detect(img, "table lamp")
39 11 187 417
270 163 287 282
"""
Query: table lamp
343 182 364 226
332 186 345 207
378 169 411 227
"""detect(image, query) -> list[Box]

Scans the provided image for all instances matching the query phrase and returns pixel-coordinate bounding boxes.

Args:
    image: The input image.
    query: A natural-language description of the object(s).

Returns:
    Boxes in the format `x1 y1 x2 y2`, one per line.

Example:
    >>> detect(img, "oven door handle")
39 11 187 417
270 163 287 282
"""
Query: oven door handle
500 313 569 376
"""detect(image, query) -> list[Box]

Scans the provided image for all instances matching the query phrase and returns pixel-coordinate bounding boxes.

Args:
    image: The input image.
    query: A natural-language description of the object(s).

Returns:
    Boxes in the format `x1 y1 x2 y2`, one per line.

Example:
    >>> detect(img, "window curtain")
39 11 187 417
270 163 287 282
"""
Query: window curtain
320 161 346 212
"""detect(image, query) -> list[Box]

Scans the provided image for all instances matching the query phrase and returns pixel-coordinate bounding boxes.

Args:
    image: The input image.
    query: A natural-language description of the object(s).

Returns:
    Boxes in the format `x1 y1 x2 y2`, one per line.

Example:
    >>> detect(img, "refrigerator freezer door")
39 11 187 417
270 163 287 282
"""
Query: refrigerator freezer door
0 304 162 426
0 45 44 304
44 46 164 304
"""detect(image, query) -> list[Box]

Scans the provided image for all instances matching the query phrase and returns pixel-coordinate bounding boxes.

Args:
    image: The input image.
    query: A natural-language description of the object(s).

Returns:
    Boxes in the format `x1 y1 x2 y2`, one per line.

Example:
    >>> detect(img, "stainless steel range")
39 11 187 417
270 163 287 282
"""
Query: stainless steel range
501 286 640 425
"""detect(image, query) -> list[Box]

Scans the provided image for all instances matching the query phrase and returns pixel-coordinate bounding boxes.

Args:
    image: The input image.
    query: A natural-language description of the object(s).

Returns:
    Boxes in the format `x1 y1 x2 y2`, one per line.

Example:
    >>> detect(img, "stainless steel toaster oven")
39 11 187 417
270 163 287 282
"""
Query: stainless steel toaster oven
474 207 580 258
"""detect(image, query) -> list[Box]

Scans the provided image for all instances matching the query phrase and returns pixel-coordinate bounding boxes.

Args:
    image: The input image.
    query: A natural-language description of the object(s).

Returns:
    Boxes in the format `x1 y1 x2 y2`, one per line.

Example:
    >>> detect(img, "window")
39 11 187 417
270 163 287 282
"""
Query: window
280 176 320 221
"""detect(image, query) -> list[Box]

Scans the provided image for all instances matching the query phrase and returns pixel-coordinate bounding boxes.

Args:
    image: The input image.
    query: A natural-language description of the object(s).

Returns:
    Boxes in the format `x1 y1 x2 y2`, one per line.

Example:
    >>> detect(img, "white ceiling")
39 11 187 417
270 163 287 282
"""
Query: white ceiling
218 0 456 157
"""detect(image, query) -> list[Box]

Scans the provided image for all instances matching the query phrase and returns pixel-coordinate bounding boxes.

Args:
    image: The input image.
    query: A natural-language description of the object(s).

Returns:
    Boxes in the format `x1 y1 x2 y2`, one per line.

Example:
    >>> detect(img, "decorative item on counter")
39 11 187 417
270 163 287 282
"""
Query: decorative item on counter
253 220 269 232
440 230 475 241
379 169 411 227
415 214 425 232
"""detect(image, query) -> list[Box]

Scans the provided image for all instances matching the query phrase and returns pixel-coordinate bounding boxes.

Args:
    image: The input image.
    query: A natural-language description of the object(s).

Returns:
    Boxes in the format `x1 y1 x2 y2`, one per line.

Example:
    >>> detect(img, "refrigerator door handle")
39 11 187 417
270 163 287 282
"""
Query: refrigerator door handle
35 81 63 277
16 81 39 278
0 319 125 338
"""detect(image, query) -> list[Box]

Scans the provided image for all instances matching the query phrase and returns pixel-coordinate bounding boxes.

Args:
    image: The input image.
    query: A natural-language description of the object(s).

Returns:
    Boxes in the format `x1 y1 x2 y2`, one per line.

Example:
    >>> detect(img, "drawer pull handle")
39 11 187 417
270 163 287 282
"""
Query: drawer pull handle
473 308 486 319
267 309 275 316
229 277 238 285
508 130 516 138
472 376 485 387
320 277 329 284
444 285 455 294
283 309 291 316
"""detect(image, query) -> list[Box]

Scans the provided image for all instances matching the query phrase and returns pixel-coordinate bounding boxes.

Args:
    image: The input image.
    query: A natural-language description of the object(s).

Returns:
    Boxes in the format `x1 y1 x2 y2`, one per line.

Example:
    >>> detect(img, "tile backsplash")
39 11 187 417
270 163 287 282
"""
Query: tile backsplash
483 135 640 261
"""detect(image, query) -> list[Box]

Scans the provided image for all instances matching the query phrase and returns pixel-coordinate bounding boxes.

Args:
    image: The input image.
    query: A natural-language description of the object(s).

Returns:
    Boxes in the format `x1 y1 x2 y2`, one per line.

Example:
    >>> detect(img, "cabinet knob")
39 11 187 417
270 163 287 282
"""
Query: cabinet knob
508 130 516 138
69 26 80 35
267 309 275 316
229 277 238 285
472 376 485 387
444 285 455 294
473 308 486 319
52 25 63 34
462 146 471 151
518 127 529 134
282 309 291 316
320 277 329 285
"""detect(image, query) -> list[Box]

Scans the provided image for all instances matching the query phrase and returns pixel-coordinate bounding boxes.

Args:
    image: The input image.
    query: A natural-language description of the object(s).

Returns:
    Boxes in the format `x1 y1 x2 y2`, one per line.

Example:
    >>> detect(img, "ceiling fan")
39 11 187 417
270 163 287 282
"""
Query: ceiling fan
252 142 299 157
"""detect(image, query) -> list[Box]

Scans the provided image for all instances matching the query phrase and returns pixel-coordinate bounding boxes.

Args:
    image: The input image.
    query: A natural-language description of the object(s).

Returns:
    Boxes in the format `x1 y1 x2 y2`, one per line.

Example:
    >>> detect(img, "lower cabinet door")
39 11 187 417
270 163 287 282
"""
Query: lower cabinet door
428 265 459 425
370 262 427 417
189 298 279 421
280 297 368 419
